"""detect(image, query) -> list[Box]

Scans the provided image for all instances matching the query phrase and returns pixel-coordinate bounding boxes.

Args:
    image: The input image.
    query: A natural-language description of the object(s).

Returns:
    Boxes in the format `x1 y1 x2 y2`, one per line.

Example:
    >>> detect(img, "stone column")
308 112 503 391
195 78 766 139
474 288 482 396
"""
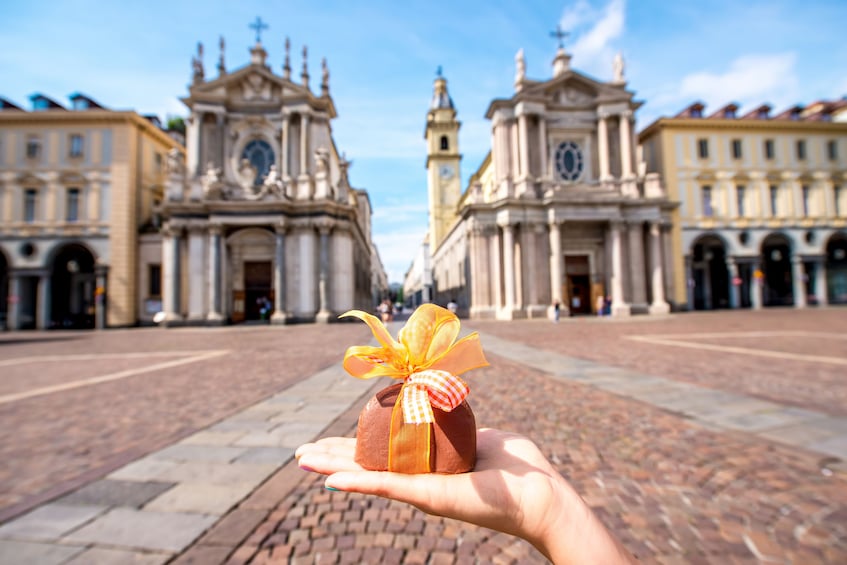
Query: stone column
468 223 481 314
187 226 206 321
619 111 633 178
518 114 529 179
95 265 108 330
510 121 520 181
216 114 226 167
490 227 502 309
279 115 289 177
610 221 630 316
549 219 563 310
316 223 332 323
627 221 647 308
271 223 288 324
300 114 310 175
538 116 548 179
727 257 740 309
7 274 21 330
815 258 828 306
162 225 182 323
648 222 670 314
597 114 611 181
501 222 516 315
37 272 50 330
207 224 223 323
792 255 807 308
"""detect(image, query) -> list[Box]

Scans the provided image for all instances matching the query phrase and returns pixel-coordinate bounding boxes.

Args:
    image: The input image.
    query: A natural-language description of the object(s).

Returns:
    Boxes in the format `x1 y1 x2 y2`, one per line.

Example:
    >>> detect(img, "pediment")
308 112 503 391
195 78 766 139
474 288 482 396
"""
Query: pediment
524 70 631 108
189 65 312 104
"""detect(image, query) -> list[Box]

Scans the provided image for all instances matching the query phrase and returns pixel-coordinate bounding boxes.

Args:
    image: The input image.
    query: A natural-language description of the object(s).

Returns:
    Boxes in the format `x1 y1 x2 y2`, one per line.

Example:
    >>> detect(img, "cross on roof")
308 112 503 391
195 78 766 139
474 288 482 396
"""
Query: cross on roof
550 24 569 49
249 17 269 43
436 65 443 78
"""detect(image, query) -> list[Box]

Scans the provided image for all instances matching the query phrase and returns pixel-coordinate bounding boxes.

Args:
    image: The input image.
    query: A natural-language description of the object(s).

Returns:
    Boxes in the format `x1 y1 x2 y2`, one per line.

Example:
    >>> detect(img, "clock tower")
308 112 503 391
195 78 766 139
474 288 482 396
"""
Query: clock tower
425 70 461 251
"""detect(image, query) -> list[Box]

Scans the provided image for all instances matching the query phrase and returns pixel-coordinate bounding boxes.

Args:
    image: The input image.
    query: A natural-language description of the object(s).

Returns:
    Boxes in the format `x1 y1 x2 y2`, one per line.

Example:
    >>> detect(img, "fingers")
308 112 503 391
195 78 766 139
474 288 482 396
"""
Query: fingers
296 437 361 475
325 470 454 515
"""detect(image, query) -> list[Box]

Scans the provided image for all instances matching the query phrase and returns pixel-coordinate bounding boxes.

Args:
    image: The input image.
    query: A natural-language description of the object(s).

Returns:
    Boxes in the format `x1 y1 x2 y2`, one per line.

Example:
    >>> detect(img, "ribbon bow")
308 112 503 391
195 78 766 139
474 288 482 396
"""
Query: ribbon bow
340 304 488 424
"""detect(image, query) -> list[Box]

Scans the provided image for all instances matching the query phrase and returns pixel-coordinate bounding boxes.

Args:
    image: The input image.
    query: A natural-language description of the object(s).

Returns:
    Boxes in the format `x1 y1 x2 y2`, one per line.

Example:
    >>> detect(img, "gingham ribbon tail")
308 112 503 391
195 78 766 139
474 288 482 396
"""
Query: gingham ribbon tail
401 369 469 425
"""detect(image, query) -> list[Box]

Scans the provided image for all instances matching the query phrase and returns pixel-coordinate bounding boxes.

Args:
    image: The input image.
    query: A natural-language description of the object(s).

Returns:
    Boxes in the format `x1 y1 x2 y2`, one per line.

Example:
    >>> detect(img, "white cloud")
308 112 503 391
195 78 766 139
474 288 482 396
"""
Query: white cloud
678 53 799 114
561 0 626 78
373 228 428 283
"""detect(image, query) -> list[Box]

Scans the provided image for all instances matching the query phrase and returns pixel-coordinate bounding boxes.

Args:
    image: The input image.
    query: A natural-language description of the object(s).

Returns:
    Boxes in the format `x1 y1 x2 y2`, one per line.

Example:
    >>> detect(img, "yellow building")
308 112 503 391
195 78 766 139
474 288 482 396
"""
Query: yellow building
0 93 183 329
639 100 847 309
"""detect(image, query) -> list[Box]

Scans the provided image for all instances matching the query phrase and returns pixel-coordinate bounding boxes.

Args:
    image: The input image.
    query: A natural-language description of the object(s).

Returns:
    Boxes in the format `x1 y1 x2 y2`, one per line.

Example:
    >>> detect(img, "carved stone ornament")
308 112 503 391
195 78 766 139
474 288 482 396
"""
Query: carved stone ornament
243 73 271 100
166 148 185 176
201 162 224 199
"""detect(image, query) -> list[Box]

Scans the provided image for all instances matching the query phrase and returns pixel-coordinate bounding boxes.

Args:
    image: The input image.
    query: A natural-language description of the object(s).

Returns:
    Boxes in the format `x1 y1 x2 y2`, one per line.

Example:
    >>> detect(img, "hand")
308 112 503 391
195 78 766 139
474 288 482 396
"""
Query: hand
296 428 634 564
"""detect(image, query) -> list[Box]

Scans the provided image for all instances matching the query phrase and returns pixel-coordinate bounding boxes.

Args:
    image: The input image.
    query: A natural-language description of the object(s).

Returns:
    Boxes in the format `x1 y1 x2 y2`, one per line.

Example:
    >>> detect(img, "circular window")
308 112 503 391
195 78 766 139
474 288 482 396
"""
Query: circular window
241 139 275 186
19 242 36 258
554 141 583 181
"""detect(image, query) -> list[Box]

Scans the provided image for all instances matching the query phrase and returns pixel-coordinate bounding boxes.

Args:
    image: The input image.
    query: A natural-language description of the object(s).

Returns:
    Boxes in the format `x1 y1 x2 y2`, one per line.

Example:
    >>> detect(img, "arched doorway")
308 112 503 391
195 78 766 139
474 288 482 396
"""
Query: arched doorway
826 233 847 305
226 228 275 323
691 235 729 310
761 234 793 306
0 250 8 329
50 244 96 329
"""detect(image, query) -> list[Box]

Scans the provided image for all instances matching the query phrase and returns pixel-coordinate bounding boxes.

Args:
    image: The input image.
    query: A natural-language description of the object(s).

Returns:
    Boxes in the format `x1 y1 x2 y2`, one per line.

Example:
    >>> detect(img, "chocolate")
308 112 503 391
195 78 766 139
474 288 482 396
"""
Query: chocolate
355 383 476 474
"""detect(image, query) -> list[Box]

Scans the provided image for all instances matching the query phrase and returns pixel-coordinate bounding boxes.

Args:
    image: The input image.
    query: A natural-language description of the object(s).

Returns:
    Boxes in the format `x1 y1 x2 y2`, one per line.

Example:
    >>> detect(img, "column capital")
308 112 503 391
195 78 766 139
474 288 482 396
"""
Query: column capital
208 223 224 236
274 219 288 234
315 218 333 234
619 109 633 120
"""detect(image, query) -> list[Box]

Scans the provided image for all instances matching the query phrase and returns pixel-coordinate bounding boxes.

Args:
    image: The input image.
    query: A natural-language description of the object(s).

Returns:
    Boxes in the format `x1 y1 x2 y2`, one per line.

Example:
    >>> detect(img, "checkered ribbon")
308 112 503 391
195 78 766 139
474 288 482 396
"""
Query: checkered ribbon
401 370 469 425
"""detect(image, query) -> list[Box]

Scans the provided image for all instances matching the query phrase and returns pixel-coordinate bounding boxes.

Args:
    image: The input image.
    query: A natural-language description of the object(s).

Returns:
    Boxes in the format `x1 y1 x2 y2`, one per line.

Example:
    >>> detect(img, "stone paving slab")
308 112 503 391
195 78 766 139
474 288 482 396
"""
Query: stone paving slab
55 479 175 508
63 547 172 565
0 540 84 564
144 482 258 515
64 508 218 552
0 503 105 541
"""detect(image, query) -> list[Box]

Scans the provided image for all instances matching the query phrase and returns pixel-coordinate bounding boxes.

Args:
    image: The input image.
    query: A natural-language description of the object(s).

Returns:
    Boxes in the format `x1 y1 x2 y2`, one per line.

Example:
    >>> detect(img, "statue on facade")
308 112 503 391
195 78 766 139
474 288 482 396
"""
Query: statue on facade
236 158 258 193
165 148 185 176
262 165 288 199
613 52 625 83
515 48 526 86
201 161 223 199
321 58 329 94
217 36 226 75
192 42 205 84
313 148 333 200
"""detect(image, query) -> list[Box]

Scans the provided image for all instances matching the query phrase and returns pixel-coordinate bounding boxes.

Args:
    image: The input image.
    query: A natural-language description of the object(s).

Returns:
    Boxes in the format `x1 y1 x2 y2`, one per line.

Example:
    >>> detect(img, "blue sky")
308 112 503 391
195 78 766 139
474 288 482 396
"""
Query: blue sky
2 0 845 283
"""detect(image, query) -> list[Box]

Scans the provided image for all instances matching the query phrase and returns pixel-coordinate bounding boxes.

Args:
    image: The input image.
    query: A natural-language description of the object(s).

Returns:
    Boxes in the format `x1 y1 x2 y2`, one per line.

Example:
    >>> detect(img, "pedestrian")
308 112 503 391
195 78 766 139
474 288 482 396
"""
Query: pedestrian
447 298 458 314
297 428 635 564
595 293 605 317
552 300 560 323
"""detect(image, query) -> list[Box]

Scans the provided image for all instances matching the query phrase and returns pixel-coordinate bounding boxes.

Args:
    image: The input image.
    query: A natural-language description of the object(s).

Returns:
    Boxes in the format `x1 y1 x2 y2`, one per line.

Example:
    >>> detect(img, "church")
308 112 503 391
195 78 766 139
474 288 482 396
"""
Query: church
155 25 378 325
423 42 675 318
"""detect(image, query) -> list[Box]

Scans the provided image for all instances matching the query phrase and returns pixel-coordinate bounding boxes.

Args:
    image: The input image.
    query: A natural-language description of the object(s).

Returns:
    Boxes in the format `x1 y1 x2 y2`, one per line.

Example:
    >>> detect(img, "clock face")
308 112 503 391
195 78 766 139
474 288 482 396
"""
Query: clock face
439 164 455 180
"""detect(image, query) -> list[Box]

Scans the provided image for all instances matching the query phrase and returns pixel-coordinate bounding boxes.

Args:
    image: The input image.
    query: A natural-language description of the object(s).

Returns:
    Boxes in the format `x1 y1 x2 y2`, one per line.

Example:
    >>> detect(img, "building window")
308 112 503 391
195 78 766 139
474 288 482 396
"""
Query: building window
731 139 742 159
67 188 80 222
801 185 810 217
155 152 163 172
240 139 275 185
24 189 37 223
149 264 162 297
828 140 838 161
440 135 449 151
769 185 779 216
697 138 709 159
764 139 774 160
701 185 714 217
836 186 843 216
736 185 746 217
69 134 83 158
796 139 806 161
554 141 584 181
26 137 41 159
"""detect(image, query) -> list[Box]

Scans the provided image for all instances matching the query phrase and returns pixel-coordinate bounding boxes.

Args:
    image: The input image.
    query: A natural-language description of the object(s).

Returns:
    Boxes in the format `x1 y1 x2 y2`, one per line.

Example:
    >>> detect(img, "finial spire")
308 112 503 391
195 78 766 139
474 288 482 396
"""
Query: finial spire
514 48 526 90
301 45 309 88
283 37 291 79
191 41 205 84
249 16 268 43
217 36 226 75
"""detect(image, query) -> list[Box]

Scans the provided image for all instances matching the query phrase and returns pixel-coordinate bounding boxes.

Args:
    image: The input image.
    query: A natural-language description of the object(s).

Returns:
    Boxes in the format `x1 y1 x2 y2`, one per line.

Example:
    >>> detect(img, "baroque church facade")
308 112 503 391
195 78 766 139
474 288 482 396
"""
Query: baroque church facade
425 45 675 318
154 33 377 325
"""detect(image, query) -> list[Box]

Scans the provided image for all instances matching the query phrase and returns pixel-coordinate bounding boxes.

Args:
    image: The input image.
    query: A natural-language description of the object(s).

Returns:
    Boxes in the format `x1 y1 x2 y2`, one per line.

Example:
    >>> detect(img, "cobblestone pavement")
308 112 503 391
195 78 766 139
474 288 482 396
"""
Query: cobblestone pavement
1 310 846 564
0 324 370 521
470 308 847 418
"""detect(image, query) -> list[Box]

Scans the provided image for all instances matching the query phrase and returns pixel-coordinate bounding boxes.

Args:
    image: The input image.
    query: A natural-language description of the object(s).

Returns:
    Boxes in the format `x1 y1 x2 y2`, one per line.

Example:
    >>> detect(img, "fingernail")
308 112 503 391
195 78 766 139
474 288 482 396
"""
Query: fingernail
299 465 315 473
325 486 340 492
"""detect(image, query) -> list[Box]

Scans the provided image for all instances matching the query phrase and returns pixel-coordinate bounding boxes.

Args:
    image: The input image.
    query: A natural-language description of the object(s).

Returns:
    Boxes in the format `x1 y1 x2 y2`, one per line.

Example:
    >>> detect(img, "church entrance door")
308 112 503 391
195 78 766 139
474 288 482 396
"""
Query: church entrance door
244 261 272 321
565 255 591 315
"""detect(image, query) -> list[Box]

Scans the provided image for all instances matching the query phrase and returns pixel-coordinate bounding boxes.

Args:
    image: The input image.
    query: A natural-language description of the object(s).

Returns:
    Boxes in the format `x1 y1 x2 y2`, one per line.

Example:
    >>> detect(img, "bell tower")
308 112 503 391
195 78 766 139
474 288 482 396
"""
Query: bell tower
425 69 461 251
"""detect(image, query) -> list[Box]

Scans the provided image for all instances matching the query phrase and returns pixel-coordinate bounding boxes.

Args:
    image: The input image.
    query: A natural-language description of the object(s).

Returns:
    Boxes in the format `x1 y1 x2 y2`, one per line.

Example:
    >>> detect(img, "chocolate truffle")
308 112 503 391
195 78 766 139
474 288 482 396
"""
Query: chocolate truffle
355 383 476 474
